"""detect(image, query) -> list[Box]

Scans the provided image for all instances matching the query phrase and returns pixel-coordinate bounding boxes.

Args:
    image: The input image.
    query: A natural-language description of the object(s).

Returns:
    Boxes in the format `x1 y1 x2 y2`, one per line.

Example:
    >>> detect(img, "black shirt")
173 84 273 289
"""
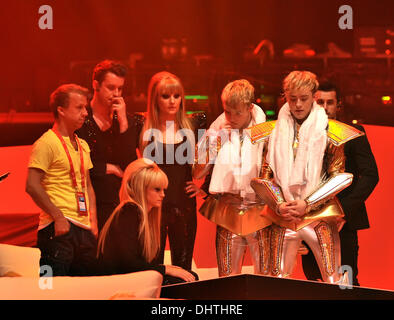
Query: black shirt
135 112 206 210
337 124 379 230
97 202 166 276
77 107 138 205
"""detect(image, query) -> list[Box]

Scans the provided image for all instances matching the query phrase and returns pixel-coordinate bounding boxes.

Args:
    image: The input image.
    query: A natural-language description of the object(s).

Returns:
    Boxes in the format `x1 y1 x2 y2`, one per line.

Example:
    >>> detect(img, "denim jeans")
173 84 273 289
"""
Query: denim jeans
36 222 98 277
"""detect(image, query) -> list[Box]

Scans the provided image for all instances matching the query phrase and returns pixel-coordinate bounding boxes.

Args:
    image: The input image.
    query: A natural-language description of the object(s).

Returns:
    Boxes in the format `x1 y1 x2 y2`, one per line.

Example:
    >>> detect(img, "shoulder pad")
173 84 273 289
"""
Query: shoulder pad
327 119 364 146
133 112 146 121
132 112 146 124
187 111 207 130
131 112 146 135
247 121 277 144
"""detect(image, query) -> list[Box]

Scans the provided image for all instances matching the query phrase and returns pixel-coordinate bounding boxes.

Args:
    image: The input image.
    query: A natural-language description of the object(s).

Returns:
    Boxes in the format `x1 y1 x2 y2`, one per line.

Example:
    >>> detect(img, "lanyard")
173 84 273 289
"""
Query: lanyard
52 128 85 192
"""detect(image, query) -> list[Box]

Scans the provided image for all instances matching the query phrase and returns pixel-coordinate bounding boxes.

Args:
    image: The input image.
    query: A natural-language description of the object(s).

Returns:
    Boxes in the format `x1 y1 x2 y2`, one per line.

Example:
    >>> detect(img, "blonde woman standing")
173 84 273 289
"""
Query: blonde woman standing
137 71 206 271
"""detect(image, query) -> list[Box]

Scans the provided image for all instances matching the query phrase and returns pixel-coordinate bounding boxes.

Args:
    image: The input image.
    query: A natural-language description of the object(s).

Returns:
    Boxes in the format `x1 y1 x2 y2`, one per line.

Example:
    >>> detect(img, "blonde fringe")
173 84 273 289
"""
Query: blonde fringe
98 160 167 263
139 72 194 154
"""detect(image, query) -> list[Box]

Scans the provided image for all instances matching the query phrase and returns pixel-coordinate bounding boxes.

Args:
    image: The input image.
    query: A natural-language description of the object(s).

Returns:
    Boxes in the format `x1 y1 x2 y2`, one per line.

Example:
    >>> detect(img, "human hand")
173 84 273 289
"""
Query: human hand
111 97 128 133
90 219 98 238
287 200 307 214
165 265 196 282
54 216 70 237
222 123 233 142
106 163 124 178
285 200 307 222
277 200 306 223
277 202 298 222
185 181 207 198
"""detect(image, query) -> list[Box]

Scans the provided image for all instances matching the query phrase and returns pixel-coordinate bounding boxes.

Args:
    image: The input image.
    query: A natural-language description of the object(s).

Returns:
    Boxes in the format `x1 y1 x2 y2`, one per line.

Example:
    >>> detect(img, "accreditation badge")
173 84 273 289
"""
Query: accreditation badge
76 192 88 216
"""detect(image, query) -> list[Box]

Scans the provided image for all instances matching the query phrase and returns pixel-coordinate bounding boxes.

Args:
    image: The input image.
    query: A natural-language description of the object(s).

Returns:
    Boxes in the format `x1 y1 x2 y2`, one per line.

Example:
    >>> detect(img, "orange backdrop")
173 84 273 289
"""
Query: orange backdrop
0 125 393 291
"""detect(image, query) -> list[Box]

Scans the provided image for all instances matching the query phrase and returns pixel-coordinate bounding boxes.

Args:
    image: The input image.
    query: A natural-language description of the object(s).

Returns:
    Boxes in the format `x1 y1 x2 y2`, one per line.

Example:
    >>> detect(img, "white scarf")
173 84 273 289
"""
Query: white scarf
209 104 266 200
267 102 328 202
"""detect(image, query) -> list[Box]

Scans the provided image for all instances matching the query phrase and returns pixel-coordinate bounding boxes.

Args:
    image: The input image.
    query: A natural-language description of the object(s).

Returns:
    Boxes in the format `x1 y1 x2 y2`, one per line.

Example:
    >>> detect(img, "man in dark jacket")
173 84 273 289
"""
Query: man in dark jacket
77 60 138 232
301 79 379 286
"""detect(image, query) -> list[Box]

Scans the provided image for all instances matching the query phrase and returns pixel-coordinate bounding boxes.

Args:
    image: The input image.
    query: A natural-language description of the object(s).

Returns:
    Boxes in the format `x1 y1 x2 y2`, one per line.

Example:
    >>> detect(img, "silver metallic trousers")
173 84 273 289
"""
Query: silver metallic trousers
215 225 270 277
271 218 342 283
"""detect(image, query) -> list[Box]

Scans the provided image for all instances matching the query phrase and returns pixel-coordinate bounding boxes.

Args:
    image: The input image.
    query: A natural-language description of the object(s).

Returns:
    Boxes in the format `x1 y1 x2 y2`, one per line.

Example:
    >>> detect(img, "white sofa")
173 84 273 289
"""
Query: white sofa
0 243 163 300
0 243 255 300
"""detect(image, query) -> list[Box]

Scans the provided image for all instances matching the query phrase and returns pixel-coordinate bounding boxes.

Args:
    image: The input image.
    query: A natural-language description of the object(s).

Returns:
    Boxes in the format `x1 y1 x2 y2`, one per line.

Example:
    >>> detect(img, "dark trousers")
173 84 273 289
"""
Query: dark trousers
301 223 360 286
339 225 360 286
37 222 98 277
157 204 197 271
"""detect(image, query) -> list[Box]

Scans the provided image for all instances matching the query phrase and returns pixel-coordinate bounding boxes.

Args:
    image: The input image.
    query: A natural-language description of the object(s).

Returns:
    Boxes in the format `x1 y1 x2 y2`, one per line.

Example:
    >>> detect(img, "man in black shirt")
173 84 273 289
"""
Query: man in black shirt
77 60 138 232
301 79 379 286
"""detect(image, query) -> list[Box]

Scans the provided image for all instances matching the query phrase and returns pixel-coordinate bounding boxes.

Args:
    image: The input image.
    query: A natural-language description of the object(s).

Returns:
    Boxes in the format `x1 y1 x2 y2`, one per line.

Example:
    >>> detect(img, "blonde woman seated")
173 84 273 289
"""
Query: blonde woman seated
97 158 197 285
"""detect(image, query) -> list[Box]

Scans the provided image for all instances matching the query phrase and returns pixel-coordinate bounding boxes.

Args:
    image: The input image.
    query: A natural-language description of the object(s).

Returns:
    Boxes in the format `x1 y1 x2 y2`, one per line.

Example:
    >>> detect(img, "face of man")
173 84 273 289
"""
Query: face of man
58 92 88 131
287 88 314 123
223 103 252 130
315 90 338 119
94 72 125 108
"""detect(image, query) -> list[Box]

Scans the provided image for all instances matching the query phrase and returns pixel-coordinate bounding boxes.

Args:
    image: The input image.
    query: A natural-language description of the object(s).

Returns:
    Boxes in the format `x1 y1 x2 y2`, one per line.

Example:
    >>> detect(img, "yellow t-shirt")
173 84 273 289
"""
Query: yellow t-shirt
28 129 93 230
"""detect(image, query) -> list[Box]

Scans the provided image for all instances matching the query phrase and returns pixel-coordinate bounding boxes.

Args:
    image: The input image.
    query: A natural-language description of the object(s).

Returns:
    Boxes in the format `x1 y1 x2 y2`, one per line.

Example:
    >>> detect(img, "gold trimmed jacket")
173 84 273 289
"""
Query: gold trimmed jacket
192 122 271 236
249 119 364 231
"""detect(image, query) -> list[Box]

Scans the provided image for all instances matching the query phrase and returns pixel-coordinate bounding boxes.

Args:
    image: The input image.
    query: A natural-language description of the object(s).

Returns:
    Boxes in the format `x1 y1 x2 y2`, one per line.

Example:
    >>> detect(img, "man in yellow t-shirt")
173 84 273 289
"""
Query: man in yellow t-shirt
26 84 98 276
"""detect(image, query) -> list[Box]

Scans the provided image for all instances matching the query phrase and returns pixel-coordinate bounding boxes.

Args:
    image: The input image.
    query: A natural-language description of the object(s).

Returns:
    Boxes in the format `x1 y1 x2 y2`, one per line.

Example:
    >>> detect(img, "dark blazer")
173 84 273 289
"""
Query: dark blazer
337 124 379 230
76 107 138 205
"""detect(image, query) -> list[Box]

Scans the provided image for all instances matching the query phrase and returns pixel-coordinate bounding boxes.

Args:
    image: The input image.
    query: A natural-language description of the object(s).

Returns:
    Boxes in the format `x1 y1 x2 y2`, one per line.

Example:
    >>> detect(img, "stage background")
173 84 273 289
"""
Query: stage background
1 0 394 127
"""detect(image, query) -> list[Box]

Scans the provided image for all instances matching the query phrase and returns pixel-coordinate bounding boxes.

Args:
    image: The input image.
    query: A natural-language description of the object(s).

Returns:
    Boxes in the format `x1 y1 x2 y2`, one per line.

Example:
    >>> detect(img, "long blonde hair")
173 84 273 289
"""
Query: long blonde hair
139 71 194 153
98 158 168 262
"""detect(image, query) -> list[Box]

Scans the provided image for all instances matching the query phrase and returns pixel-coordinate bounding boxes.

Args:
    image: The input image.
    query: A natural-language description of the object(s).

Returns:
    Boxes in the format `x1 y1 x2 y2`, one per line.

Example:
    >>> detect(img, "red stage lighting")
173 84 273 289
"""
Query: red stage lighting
381 95 392 105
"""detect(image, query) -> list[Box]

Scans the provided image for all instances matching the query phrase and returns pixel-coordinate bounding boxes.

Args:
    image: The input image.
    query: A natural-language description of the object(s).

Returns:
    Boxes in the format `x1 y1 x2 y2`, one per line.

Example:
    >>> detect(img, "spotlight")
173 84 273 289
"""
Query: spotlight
381 95 392 105
266 110 275 117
